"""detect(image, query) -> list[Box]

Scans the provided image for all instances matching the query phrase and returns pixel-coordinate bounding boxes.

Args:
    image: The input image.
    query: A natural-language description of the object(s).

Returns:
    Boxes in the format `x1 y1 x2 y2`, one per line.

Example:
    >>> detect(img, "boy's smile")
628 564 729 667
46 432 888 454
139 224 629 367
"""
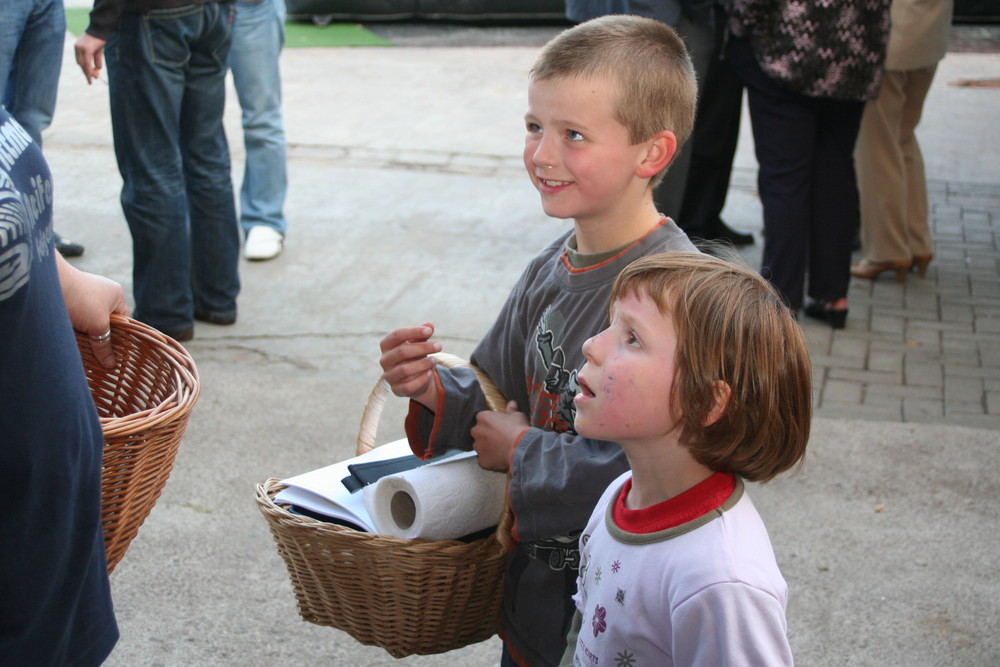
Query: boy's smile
522 74 658 247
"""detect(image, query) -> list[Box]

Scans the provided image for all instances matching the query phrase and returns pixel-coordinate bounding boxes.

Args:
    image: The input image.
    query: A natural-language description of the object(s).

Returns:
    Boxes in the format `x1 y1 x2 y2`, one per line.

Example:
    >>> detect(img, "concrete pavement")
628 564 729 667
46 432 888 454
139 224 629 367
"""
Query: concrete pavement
46 15 1000 666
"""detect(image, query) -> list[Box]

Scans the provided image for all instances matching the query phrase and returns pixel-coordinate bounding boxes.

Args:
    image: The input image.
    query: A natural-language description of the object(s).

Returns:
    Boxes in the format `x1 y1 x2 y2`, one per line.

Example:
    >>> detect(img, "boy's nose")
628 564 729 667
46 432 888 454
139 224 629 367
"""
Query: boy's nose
531 135 557 170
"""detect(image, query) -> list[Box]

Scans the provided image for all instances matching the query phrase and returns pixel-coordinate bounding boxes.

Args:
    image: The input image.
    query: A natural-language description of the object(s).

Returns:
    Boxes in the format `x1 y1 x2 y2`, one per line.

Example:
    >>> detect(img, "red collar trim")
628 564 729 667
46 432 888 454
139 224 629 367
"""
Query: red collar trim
560 218 667 274
612 473 737 534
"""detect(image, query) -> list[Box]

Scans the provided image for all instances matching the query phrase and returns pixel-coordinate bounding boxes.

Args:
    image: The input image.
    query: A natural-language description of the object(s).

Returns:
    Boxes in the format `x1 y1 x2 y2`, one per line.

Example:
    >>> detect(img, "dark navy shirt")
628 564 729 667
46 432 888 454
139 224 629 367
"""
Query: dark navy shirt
0 109 119 665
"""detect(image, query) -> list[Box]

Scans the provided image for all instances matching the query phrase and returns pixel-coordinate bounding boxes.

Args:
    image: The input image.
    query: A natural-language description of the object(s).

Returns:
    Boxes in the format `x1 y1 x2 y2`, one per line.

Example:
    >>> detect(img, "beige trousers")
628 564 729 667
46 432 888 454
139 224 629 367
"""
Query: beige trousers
855 66 937 263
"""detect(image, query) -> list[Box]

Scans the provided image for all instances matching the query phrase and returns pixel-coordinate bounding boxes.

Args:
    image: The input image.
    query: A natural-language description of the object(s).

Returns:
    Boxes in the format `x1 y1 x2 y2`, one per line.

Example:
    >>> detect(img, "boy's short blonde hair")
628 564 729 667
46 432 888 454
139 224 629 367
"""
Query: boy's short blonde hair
531 15 697 176
611 252 812 482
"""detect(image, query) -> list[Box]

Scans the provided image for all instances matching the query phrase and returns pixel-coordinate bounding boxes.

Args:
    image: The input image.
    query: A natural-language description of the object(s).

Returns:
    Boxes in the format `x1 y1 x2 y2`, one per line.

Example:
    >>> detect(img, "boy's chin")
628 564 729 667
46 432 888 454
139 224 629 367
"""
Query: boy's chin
538 200 578 222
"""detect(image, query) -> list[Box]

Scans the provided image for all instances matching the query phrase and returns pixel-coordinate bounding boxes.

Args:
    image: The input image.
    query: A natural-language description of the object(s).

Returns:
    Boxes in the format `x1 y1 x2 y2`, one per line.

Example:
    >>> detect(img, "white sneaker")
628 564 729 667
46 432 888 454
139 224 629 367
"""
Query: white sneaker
244 225 283 261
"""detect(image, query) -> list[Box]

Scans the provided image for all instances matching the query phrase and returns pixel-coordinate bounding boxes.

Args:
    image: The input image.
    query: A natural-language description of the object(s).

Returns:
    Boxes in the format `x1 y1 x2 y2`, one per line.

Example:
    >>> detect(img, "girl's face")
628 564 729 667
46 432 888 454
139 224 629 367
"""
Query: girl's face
522 75 651 226
574 290 680 445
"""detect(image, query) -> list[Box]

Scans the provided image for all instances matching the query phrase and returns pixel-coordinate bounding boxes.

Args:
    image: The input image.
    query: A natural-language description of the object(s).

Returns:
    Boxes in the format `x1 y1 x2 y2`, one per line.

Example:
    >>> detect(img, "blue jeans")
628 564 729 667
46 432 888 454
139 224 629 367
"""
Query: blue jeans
0 0 65 146
106 2 241 334
230 0 289 236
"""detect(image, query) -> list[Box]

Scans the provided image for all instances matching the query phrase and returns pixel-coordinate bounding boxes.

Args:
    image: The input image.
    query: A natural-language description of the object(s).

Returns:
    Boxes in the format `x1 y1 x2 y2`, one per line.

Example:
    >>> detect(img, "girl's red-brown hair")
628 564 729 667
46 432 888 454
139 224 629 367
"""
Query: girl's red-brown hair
611 252 812 482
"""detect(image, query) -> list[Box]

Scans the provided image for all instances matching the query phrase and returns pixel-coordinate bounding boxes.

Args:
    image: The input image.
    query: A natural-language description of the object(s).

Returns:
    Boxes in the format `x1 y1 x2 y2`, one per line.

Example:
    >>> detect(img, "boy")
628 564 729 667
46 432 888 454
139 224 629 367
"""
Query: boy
379 16 698 666
564 252 811 666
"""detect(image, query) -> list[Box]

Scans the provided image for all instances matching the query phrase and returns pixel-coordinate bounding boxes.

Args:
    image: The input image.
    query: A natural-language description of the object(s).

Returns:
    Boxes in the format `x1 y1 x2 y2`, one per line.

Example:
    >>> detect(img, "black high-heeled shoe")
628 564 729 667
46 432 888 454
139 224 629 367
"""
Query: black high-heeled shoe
803 299 848 329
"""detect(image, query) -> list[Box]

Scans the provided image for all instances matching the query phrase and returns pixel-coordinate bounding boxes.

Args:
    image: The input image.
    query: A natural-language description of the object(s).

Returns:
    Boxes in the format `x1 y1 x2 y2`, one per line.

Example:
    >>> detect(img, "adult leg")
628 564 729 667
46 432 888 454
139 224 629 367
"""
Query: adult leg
1 0 83 257
229 0 289 237
727 36 815 311
652 10 714 222
807 98 865 304
898 66 937 262
182 1 241 320
1 0 65 147
855 71 911 264
107 9 197 338
678 5 748 244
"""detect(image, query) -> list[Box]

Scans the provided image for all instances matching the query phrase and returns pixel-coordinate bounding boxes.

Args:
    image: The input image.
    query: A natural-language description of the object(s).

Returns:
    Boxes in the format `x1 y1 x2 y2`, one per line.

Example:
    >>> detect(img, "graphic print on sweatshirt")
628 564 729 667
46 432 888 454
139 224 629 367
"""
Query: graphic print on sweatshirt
529 304 580 434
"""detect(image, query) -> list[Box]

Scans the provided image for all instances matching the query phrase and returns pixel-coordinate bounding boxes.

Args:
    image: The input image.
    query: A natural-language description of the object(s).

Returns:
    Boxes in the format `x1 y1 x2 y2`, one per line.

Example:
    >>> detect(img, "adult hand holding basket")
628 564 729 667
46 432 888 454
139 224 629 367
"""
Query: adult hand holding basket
256 353 513 658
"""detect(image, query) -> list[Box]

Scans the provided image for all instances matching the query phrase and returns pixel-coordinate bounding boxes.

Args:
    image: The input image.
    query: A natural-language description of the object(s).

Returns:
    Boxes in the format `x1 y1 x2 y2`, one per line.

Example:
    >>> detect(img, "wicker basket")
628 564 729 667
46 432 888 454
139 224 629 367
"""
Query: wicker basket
76 313 200 574
255 353 513 658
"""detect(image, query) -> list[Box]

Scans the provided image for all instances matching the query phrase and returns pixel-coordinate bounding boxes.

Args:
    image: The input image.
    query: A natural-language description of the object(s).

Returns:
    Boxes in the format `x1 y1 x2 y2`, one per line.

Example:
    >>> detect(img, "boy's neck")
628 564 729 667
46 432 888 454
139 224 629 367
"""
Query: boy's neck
572 194 663 254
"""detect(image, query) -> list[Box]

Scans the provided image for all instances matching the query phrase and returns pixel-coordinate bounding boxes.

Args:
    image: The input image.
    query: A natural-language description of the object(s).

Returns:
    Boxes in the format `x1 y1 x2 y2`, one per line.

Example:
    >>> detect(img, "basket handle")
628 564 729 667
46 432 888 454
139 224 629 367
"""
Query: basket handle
355 352 514 550
356 352 508 455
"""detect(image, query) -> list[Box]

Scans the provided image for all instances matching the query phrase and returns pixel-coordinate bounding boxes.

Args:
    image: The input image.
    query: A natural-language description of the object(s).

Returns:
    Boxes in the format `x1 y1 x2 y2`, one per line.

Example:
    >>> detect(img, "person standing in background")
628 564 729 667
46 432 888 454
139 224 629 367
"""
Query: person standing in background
852 0 954 282
75 0 242 342
1 0 87 257
726 0 891 329
676 0 753 248
231 0 289 261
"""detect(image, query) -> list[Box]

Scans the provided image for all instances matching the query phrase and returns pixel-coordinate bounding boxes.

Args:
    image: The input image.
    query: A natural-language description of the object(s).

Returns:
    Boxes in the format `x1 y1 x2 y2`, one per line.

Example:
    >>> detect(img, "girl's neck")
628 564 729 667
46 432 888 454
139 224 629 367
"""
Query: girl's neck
624 441 714 510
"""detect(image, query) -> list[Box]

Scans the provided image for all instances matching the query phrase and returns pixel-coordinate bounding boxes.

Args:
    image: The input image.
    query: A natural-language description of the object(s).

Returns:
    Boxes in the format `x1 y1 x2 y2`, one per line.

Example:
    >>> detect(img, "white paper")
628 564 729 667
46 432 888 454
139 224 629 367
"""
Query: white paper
274 440 483 533
274 439 415 531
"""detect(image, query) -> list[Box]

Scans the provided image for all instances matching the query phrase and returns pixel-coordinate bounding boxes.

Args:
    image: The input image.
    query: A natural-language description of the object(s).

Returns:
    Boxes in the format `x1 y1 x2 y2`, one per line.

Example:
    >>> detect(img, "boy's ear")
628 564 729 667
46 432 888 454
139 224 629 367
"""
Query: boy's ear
704 380 732 427
635 130 677 179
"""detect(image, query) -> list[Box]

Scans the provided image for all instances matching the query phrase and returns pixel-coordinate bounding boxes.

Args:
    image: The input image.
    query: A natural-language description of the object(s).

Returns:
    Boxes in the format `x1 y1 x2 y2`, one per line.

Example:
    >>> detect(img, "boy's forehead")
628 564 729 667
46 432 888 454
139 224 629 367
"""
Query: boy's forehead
532 72 617 97
527 74 623 121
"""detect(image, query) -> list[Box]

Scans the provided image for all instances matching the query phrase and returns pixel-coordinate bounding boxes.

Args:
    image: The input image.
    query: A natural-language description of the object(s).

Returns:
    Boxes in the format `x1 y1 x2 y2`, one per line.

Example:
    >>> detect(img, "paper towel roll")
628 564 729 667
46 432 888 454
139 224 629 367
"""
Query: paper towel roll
363 456 507 540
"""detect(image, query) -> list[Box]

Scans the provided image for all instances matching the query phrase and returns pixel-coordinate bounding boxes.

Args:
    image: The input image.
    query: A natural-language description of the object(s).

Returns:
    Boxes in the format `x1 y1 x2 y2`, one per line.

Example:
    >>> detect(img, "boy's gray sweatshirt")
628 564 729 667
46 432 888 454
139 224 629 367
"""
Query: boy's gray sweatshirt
405 218 696 666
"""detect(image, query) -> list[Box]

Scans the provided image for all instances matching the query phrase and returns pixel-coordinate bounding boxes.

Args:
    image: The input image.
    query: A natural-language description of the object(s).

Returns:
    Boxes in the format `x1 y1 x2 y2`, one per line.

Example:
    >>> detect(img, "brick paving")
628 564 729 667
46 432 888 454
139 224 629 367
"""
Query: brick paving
803 179 1000 429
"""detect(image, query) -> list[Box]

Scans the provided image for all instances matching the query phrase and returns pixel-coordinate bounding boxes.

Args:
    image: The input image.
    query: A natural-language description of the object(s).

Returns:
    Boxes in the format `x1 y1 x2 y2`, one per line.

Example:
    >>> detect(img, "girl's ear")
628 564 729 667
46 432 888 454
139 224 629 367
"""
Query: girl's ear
704 380 732 427
636 130 677 179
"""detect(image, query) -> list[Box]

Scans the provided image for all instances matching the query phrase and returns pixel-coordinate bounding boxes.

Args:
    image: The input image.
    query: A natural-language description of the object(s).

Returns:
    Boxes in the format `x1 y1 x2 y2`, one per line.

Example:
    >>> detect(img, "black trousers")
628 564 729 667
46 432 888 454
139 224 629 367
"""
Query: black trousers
678 6 745 239
727 35 864 311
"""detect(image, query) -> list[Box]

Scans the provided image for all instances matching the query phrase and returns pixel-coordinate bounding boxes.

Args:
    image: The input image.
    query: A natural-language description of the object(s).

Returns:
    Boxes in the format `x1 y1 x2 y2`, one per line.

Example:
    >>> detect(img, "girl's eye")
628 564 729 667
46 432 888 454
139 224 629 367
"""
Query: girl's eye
527 122 542 134
566 130 584 142
626 331 639 347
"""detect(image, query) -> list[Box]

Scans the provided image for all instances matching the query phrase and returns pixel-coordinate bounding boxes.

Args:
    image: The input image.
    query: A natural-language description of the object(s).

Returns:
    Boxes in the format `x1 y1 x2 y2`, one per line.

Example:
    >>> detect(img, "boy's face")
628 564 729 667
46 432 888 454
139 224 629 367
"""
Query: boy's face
523 75 651 224
575 290 679 445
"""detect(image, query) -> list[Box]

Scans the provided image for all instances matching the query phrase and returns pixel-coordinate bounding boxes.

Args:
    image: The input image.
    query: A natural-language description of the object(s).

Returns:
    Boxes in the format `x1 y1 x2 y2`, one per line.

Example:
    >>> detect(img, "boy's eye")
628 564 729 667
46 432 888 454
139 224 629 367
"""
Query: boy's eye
566 129 584 142
626 331 639 346
527 122 542 134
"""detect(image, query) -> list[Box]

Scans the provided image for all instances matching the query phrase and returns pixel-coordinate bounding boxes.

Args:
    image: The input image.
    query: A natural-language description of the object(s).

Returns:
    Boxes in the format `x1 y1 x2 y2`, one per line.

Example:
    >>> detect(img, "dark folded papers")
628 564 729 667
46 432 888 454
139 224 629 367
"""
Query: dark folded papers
340 450 467 493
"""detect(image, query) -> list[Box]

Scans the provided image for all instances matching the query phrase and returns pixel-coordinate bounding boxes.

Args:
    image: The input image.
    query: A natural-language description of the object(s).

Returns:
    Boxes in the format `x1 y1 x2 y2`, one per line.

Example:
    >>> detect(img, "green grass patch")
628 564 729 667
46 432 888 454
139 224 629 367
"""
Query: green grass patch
65 7 91 37
285 21 392 47
64 8 392 47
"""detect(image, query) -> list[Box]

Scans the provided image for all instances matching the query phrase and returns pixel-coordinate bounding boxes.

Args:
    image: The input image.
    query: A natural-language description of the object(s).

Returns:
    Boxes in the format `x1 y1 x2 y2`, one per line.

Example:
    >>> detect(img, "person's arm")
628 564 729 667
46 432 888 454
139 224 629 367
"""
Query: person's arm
559 609 584 667
403 364 488 459
509 428 628 542
56 253 128 368
74 0 122 83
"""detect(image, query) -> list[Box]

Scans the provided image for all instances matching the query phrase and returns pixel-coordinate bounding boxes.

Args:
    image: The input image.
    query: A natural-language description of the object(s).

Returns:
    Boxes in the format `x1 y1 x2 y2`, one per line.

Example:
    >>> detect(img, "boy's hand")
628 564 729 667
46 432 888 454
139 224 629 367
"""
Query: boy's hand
472 401 528 473
379 324 442 409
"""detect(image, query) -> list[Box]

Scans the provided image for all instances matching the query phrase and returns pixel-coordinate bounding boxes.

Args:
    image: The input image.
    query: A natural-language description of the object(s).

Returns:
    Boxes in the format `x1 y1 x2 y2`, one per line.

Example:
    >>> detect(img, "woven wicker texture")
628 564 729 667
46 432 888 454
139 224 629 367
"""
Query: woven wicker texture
76 314 200 573
256 353 513 658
